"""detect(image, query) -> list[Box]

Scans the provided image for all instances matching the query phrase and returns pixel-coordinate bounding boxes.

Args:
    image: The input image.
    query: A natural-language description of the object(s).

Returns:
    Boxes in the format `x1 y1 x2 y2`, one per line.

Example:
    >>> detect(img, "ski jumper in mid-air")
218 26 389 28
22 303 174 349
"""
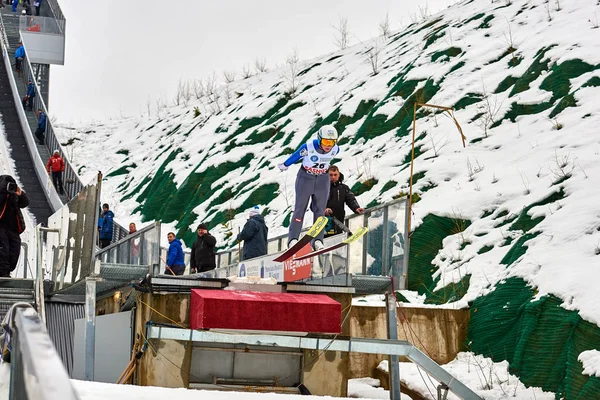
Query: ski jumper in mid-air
278 125 340 250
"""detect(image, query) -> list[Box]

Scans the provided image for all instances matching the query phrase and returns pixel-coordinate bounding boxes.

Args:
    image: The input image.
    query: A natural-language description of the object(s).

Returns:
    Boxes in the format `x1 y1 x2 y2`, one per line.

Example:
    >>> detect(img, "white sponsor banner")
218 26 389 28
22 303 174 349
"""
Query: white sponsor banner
238 254 284 282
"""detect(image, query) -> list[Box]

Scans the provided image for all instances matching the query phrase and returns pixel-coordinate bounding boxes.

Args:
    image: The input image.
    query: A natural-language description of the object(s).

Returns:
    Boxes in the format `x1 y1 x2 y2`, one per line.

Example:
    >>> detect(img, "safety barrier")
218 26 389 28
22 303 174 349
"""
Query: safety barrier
4 304 79 400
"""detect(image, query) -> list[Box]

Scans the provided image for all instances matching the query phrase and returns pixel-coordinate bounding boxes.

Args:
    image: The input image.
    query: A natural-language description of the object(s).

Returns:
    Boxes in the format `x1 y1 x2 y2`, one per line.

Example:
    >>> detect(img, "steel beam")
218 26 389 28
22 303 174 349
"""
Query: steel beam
147 326 482 400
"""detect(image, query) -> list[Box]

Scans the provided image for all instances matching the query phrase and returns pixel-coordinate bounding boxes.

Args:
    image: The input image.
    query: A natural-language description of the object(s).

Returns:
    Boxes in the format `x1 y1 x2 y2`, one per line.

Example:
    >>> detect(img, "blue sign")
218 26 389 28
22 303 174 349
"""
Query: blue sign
310 155 319 162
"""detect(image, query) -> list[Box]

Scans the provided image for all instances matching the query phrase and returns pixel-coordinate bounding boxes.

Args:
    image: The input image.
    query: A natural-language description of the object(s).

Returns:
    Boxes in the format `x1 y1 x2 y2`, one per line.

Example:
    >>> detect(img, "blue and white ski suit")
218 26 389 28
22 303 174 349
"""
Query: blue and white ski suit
281 139 340 244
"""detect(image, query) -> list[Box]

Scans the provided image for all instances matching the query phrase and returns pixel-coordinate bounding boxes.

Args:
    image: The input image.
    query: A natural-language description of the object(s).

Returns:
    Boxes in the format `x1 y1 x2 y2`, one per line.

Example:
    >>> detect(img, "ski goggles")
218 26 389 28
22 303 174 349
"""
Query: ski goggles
321 138 337 147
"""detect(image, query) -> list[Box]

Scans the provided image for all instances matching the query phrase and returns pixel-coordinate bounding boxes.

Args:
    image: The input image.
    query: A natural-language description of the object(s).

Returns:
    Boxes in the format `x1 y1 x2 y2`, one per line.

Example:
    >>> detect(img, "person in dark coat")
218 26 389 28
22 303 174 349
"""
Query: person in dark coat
237 206 268 261
190 223 216 273
165 232 185 275
98 203 114 248
34 109 46 145
324 166 364 237
0 175 29 277
24 78 35 111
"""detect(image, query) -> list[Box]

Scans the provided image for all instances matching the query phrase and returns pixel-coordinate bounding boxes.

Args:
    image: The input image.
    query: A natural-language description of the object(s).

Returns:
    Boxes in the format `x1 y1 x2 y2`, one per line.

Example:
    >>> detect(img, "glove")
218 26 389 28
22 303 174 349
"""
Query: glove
277 163 288 172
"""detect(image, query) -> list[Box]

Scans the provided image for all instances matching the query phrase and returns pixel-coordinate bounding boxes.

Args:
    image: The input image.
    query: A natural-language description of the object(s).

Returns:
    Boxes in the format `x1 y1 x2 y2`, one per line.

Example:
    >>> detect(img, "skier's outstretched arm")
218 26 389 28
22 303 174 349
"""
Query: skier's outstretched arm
277 144 308 171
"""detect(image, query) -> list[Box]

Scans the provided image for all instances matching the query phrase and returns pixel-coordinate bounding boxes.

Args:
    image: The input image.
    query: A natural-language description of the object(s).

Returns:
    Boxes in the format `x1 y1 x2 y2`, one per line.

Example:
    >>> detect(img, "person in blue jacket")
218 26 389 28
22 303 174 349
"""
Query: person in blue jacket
25 78 35 111
14 42 24 74
98 203 114 248
34 109 46 145
11 0 17 13
277 125 340 251
165 232 185 275
237 205 268 261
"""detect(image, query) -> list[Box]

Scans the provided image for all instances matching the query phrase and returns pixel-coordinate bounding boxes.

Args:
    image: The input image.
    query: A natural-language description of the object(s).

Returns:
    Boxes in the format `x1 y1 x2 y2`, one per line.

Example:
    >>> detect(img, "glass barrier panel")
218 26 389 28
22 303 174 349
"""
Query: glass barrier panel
387 201 407 278
346 216 365 275
267 239 280 255
365 209 386 275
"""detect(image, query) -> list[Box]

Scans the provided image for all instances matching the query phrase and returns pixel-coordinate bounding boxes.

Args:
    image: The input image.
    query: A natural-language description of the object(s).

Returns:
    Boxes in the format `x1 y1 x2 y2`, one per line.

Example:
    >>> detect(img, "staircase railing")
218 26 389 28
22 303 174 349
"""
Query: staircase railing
5 304 80 400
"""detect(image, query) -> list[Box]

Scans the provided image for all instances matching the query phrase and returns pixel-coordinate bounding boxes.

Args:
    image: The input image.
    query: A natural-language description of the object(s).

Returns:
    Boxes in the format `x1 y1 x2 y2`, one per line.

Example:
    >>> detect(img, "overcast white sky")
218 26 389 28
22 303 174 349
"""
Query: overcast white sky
49 0 452 123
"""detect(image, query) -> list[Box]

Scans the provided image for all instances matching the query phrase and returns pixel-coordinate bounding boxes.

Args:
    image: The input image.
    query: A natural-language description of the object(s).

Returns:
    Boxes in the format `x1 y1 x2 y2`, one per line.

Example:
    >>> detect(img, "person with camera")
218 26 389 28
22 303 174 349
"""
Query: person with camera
190 223 216 274
0 175 29 278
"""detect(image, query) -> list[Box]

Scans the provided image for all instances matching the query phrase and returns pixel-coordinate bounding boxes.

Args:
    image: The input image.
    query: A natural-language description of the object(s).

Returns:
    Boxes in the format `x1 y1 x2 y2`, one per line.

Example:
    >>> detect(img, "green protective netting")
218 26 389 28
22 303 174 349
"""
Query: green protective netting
431 47 462 63
423 24 448 50
448 60 466 74
107 163 136 177
453 92 483 110
425 274 471 305
223 97 290 143
468 277 600 398
477 14 494 29
407 214 471 297
381 180 398 193
493 56 599 126
351 178 379 197
509 188 566 232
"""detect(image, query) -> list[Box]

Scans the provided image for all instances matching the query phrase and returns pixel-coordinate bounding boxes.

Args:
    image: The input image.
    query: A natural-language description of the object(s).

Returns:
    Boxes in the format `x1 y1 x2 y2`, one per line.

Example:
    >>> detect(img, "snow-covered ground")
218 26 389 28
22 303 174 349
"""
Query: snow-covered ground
379 353 555 400
55 0 600 332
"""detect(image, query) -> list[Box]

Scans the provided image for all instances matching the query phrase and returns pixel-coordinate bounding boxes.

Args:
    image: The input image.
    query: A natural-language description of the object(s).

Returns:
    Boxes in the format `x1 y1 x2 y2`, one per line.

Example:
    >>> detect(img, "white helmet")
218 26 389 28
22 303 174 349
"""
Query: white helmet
317 125 338 146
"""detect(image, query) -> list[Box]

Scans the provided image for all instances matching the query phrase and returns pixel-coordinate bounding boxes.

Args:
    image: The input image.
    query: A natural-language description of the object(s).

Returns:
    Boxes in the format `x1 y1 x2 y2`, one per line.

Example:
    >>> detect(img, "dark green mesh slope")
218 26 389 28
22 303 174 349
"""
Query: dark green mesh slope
468 277 600 398
407 214 471 297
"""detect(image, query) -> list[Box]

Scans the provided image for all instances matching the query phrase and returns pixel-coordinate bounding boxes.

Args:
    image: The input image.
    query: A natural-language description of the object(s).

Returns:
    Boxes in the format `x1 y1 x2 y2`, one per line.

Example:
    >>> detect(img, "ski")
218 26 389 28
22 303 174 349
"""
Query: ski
292 226 369 262
273 216 329 262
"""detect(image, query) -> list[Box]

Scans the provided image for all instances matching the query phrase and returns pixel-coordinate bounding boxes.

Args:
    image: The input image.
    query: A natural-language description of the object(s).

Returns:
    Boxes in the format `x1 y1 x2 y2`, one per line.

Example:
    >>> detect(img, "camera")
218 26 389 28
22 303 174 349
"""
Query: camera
6 182 17 193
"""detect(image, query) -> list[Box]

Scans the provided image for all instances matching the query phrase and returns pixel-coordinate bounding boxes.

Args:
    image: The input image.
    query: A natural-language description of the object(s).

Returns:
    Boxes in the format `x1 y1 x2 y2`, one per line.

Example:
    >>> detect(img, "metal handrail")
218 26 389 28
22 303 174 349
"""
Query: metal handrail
44 0 66 31
6 305 80 400
16 47 128 239
212 197 408 266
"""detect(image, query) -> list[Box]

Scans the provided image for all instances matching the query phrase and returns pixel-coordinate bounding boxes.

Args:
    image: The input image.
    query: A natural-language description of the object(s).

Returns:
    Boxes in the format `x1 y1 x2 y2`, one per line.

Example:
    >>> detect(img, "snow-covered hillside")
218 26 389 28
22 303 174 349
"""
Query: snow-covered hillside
56 0 600 396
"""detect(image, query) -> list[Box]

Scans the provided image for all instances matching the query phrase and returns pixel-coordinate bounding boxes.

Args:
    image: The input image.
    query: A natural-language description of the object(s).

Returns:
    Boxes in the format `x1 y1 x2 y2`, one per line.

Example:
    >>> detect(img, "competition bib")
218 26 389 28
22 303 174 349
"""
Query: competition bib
301 140 339 175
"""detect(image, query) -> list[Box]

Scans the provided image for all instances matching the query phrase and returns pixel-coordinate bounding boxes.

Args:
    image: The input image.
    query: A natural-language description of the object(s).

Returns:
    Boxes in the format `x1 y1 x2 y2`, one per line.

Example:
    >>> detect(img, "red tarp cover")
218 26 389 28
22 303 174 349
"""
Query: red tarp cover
190 289 341 334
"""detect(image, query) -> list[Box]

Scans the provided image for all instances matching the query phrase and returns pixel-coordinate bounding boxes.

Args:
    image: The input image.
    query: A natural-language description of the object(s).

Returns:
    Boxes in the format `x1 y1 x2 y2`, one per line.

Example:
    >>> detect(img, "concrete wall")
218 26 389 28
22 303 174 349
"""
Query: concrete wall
135 293 192 388
349 305 470 380
302 292 352 397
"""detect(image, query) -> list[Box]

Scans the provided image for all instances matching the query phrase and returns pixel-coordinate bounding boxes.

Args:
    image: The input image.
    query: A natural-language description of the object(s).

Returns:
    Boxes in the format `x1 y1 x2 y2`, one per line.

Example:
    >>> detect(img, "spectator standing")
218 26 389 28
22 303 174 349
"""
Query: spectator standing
165 232 185 275
11 0 17 13
0 175 29 278
33 0 41 16
24 78 35 111
98 203 114 249
324 166 364 237
190 223 216 274
277 125 340 250
46 150 65 195
128 223 137 235
14 42 24 74
237 205 268 261
34 109 46 145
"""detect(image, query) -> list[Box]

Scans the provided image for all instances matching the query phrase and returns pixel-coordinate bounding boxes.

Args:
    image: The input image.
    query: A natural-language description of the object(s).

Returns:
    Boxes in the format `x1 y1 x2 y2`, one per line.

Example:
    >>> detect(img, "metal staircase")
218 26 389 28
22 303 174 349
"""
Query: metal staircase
0 278 35 322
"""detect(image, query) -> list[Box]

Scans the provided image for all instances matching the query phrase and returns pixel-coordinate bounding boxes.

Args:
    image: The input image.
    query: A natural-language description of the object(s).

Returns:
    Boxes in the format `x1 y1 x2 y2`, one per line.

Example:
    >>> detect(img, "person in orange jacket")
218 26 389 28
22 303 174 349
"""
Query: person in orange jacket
46 150 65 195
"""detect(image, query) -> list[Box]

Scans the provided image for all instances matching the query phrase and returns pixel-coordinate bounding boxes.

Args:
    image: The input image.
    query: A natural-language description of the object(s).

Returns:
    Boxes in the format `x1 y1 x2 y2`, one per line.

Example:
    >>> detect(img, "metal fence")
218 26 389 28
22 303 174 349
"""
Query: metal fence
210 198 408 279
19 15 65 35
16 49 128 241
95 221 162 275
44 0 66 24
6 305 80 400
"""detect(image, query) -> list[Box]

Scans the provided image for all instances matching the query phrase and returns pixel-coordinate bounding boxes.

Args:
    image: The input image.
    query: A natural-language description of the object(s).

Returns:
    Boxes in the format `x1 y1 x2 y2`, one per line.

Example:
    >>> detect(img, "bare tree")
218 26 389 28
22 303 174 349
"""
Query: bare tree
241 63 253 79
379 12 391 38
476 81 504 137
282 49 300 98
173 79 185 106
223 84 233 107
254 57 268 73
366 39 382 75
428 132 450 157
333 17 350 50
222 70 236 84
192 79 206 100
